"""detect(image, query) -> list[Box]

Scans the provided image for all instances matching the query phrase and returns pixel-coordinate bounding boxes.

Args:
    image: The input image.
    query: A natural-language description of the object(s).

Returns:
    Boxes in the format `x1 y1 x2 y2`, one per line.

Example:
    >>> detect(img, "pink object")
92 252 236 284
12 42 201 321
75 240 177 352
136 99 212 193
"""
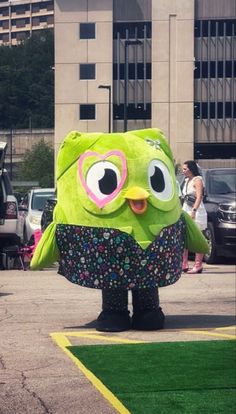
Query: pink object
19 229 42 266
32 229 42 253
78 150 127 208
182 248 189 272
187 253 204 274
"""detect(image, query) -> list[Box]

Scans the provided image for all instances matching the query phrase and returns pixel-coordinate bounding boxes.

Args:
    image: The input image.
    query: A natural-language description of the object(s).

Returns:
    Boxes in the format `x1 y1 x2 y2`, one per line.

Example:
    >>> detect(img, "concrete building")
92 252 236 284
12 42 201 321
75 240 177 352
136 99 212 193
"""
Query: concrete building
54 0 235 167
0 0 54 45
1 0 235 167
194 0 236 166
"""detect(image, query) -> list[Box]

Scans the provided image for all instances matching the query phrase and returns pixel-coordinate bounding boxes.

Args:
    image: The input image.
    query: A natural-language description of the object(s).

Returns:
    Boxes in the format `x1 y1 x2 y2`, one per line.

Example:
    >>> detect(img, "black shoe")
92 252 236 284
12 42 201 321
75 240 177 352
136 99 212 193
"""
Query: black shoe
96 310 131 332
132 307 165 331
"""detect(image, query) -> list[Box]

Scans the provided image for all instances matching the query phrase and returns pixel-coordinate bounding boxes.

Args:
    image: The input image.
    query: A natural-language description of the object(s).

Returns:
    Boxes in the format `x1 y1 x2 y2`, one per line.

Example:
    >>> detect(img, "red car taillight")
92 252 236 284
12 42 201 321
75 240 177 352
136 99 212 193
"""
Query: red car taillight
5 202 17 219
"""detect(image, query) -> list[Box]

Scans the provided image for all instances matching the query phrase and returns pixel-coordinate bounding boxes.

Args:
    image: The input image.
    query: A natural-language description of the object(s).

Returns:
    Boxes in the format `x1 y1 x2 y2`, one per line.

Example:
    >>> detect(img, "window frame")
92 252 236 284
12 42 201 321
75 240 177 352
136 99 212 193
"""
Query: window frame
80 104 96 120
79 63 96 80
79 23 96 40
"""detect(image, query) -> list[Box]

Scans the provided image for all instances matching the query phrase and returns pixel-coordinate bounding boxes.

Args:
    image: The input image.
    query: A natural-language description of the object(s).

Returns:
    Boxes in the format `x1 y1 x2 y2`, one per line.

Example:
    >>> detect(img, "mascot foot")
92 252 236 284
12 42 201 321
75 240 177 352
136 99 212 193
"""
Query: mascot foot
96 310 131 332
132 307 165 330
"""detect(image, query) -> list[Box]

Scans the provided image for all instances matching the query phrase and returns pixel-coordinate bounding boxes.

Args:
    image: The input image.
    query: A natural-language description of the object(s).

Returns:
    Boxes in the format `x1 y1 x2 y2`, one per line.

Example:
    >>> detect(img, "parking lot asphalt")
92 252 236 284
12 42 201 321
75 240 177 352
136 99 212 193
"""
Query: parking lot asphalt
0 262 235 414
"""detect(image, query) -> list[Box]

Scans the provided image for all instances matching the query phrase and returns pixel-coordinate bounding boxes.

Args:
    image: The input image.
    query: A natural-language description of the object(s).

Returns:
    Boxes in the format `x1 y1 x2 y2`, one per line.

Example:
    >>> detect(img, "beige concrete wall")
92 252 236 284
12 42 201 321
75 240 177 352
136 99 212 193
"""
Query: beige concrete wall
55 0 113 154
55 0 195 163
0 128 54 163
152 0 195 166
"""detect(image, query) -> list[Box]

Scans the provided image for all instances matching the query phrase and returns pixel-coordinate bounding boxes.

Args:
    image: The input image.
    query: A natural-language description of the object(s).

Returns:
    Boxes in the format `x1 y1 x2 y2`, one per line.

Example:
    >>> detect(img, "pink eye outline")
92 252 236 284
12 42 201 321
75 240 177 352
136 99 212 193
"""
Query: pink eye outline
78 150 127 208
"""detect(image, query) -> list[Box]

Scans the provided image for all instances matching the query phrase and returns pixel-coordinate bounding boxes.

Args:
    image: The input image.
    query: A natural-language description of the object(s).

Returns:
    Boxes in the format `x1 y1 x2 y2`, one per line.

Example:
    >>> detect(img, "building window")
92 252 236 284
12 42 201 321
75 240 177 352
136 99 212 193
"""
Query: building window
80 23 95 39
2 20 9 30
80 64 96 80
194 102 236 119
1 8 9 17
11 31 30 41
80 104 96 120
16 19 26 28
194 61 236 79
47 1 54 11
195 143 236 160
113 22 152 39
47 15 54 25
113 63 151 80
32 4 40 13
2 33 9 42
12 17 30 28
16 32 27 41
12 4 30 15
113 103 151 120
32 17 40 26
39 16 47 23
195 19 235 37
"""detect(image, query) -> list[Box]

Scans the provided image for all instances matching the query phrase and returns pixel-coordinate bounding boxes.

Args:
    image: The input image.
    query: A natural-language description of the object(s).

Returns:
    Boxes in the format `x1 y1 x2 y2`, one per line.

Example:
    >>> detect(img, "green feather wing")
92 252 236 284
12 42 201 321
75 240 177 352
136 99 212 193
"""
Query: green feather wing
30 222 59 270
182 211 209 254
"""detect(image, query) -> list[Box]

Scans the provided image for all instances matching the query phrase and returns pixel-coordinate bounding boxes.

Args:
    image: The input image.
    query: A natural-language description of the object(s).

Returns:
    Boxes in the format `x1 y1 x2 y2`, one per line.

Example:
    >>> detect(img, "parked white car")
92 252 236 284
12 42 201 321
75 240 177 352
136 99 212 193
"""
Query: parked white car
0 142 24 250
21 188 55 243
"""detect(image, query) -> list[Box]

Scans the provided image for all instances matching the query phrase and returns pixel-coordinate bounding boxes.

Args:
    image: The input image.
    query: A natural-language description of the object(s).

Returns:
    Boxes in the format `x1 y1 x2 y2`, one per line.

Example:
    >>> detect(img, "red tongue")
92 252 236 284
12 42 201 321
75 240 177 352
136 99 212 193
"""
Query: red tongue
128 199 147 214
133 200 145 210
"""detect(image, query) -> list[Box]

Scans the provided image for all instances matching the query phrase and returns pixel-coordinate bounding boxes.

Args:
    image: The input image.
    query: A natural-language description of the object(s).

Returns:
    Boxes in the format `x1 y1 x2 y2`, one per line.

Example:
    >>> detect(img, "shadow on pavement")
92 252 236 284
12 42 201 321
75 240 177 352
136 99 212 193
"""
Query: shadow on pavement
0 292 13 297
166 314 236 329
64 320 97 329
64 314 235 331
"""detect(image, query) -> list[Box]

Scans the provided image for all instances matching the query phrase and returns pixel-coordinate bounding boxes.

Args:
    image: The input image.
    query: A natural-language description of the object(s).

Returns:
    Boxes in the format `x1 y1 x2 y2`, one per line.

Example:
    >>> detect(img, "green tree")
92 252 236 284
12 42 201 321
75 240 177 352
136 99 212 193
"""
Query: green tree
18 140 54 188
0 29 54 129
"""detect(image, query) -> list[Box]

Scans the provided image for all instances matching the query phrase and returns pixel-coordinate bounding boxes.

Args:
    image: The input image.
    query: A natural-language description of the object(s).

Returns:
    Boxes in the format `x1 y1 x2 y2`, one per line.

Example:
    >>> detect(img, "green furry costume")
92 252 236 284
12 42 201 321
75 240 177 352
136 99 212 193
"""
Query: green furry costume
31 128 208 331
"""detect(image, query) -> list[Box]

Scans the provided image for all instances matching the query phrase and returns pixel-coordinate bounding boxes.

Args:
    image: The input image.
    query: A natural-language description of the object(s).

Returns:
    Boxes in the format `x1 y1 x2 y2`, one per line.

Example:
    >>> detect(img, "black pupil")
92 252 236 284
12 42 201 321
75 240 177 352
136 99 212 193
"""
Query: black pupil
150 166 165 192
99 168 118 194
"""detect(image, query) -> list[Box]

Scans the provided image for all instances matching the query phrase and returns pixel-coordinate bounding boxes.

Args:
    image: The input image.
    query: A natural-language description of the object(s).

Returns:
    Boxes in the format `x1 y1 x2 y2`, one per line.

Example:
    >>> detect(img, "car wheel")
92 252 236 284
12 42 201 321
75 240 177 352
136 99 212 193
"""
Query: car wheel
204 222 217 264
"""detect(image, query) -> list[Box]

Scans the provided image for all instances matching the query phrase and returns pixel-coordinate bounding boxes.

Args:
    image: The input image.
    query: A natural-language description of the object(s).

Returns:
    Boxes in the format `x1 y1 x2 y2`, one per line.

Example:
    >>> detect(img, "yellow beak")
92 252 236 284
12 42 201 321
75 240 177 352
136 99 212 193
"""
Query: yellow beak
124 186 149 200
124 186 149 215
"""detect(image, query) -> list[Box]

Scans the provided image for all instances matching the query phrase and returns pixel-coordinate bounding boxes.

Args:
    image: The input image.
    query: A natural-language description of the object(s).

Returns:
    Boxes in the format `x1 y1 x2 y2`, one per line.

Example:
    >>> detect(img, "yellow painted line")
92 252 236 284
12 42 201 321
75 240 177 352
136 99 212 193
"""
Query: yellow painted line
55 331 145 344
182 330 236 340
51 332 131 414
50 327 236 413
215 326 236 331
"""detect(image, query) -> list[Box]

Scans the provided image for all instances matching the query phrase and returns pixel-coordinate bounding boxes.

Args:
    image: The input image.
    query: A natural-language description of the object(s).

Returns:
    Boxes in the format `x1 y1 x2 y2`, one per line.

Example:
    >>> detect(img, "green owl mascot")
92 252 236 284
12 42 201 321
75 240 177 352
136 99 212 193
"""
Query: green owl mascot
31 128 208 332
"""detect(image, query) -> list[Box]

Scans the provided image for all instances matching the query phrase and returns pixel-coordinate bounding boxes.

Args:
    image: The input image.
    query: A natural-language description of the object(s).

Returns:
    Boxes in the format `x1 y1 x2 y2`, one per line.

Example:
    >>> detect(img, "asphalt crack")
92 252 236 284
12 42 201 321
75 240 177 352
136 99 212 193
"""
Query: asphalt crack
0 308 13 323
20 371 53 414
0 355 6 370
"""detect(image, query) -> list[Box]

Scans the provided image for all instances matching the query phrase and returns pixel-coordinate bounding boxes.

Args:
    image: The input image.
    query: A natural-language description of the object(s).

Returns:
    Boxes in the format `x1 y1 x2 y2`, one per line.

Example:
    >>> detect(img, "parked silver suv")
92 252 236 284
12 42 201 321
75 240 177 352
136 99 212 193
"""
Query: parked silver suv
0 142 24 250
21 187 55 243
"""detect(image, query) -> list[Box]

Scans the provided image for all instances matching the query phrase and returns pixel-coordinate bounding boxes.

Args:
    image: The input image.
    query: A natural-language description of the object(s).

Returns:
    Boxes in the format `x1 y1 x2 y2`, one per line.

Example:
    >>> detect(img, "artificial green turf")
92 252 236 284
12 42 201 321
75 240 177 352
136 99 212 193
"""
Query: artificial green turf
68 340 236 414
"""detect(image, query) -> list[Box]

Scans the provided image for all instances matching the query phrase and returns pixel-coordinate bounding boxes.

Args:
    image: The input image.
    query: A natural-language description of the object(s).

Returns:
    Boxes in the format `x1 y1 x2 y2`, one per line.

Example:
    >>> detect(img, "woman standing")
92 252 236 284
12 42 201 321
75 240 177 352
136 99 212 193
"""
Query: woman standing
182 160 207 274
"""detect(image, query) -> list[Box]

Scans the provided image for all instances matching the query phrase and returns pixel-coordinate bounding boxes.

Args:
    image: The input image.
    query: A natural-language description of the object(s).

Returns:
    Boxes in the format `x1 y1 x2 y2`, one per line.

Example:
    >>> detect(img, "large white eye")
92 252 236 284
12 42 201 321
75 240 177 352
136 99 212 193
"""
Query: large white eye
86 161 121 200
148 160 173 200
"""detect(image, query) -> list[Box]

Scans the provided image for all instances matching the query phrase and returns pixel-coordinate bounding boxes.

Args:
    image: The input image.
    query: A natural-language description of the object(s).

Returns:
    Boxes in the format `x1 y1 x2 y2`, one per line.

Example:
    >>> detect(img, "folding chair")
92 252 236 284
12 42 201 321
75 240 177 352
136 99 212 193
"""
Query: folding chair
1 245 25 270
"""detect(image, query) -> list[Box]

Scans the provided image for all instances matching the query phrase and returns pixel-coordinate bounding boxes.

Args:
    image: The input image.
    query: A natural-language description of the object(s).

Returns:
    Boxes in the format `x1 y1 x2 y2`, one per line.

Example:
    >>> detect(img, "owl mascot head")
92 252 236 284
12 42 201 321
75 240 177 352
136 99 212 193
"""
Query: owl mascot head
31 128 208 332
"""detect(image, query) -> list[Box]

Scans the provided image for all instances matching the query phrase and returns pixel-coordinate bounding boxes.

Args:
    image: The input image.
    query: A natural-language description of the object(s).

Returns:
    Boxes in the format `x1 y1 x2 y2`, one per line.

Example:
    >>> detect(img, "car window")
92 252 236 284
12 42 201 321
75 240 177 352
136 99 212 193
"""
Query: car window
209 173 236 194
31 193 55 211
